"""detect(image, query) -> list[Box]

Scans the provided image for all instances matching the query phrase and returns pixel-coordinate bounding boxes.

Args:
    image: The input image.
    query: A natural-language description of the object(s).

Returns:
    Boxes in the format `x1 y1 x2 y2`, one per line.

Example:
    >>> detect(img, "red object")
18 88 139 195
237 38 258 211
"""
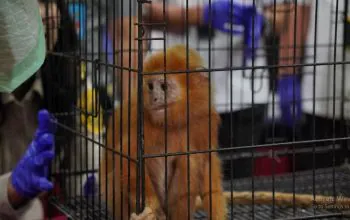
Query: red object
42 175 68 219
254 147 290 176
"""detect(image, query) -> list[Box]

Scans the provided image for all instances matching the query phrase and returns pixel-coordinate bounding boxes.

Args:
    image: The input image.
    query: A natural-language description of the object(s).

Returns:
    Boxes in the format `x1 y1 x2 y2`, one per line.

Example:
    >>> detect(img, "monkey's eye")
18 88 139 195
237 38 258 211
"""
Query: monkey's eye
161 83 167 91
148 82 154 90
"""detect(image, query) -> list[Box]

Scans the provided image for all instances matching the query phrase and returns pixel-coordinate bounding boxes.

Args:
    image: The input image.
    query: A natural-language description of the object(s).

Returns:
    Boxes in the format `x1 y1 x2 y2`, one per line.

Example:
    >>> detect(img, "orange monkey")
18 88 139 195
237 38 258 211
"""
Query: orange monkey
101 44 226 220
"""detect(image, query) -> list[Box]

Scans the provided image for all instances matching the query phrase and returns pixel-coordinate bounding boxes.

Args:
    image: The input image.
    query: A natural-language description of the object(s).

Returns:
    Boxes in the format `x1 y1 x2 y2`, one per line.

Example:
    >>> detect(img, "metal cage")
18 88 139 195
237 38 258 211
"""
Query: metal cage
21 0 350 219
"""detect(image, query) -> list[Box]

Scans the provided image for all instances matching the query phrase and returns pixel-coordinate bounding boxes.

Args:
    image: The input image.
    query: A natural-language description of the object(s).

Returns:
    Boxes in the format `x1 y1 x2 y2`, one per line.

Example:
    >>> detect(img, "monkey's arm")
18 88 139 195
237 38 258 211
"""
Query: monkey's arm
144 157 176 212
101 102 142 219
100 107 126 218
130 158 172 220
101 106 123 178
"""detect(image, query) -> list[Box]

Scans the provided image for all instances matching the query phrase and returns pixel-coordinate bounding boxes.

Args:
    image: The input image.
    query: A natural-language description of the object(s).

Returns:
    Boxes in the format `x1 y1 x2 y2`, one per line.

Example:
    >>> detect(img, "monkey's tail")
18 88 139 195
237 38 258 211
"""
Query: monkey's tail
195 191 350 208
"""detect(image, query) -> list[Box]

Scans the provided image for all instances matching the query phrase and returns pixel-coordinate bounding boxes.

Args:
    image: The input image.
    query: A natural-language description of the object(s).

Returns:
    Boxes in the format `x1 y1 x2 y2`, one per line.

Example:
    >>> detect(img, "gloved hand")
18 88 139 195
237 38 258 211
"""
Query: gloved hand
11 109 57 199
277 75 302 127
202 1 265 60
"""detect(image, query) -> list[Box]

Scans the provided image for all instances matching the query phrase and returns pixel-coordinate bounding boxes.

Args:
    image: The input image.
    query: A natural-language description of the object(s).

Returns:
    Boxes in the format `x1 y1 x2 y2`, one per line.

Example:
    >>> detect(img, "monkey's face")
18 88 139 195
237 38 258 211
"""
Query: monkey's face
143 76 182 122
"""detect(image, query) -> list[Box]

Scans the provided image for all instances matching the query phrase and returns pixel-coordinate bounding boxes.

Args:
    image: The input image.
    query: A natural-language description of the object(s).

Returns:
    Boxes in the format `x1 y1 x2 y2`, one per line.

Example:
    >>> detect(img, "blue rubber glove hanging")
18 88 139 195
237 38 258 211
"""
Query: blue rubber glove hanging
277 75 302 127
11 109 57 199
202 1 265 62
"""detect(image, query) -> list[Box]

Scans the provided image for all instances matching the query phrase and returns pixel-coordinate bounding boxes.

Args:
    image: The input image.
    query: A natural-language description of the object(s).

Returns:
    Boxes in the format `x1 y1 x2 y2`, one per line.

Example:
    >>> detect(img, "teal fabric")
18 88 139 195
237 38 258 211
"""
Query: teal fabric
0 0 46 93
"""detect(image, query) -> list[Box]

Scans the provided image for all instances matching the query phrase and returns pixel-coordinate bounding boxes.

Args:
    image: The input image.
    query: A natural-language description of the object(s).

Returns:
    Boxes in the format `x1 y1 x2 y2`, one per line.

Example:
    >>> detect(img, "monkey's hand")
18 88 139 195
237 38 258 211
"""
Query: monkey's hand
130 207 157 220
202 1 264 60
277 75 302 127
11 109 57 199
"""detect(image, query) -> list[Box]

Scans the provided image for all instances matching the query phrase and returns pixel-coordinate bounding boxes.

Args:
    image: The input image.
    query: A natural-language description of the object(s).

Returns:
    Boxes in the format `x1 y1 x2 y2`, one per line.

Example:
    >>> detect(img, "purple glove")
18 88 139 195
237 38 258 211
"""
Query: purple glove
202 1 264 61
83 175 97 198
11 109 57 199
277 75 302 127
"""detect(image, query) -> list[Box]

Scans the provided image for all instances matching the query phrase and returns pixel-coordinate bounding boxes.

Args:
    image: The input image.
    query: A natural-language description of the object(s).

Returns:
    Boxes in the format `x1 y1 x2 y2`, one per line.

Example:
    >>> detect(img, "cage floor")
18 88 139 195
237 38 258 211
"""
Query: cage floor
49 166 350 220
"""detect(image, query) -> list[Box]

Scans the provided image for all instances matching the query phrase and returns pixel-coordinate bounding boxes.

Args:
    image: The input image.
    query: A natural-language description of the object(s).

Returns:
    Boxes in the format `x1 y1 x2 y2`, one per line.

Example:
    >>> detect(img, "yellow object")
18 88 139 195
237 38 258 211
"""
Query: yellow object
80 62 87 80
107 84 114 97
78 87 104 135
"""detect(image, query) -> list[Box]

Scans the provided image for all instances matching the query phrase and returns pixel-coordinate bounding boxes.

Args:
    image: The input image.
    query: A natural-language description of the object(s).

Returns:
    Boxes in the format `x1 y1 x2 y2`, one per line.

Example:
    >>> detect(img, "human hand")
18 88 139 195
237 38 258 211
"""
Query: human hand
11 109 57 199
202 1 264 60
277 75 302 127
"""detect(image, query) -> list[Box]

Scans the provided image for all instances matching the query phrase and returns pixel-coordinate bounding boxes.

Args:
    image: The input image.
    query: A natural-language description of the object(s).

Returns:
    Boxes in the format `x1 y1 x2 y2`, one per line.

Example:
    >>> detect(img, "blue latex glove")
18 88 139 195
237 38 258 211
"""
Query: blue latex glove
277 75 302 127
102 26 113 64
202 1 265 61
84 175 97 198
11 109 57 199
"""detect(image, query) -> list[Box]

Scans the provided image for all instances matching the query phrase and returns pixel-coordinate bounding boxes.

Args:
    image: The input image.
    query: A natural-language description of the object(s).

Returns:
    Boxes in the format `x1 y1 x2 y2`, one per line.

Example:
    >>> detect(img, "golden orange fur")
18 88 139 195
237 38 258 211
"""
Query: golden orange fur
100 45 226 219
